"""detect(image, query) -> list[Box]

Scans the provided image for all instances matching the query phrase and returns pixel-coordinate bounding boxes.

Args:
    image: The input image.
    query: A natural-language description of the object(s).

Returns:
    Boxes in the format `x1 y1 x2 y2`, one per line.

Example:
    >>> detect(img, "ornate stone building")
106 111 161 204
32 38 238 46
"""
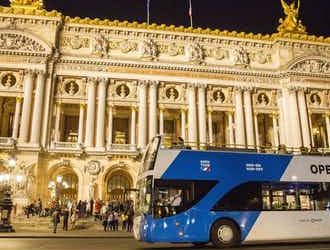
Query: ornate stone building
0 1 329 206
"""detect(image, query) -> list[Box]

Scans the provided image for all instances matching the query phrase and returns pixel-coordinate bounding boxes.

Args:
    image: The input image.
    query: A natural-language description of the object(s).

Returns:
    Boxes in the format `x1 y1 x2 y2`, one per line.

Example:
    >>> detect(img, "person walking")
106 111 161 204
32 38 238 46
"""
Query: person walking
52 209 61 234
62 207 69 231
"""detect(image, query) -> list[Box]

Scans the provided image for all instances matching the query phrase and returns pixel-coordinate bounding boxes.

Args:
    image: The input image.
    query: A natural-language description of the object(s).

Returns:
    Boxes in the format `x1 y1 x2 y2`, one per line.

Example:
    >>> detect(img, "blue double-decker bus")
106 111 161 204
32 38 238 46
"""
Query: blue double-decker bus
133 136 330 248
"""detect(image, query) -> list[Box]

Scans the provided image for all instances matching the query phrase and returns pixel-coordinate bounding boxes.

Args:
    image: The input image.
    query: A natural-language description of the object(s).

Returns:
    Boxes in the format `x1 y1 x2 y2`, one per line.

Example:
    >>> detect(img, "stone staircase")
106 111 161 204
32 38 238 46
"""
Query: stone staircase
12 216 101 231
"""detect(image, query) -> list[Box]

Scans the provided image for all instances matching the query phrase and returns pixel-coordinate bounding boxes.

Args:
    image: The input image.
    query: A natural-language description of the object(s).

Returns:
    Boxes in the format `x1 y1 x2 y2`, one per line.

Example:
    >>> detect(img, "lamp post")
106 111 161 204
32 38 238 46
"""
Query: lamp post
0 156 19 232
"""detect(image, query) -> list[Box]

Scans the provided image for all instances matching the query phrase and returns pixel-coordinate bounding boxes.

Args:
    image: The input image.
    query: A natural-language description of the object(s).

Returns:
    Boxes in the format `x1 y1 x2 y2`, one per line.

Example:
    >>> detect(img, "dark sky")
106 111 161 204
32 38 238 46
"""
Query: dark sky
0 0 329 37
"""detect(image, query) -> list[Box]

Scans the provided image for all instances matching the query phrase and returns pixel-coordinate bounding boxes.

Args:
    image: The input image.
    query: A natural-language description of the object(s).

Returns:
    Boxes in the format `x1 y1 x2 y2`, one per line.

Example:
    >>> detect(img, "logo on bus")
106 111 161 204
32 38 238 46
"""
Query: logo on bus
200 160 211 172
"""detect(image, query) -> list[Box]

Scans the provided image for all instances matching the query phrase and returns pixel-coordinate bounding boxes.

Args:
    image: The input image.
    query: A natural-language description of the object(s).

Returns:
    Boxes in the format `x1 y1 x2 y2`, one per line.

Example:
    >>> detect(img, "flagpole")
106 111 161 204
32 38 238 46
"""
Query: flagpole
147 0 150 25
189 0 193 28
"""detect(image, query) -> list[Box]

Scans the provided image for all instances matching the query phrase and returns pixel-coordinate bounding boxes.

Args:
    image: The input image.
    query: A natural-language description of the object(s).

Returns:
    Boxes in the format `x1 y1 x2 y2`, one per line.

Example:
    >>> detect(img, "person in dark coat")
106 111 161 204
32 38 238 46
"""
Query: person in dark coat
52 210 61 234
62 207 69 231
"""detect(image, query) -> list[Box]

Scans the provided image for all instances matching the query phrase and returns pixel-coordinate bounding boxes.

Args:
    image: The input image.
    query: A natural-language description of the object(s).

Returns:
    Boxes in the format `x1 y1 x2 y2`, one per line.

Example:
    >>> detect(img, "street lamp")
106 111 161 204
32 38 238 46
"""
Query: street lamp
0 156 17 232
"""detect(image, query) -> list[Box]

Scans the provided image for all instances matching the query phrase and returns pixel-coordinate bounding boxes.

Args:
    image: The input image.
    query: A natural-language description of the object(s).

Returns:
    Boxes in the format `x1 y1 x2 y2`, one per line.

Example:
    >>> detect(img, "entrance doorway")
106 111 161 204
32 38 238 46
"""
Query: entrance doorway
105 171 132 202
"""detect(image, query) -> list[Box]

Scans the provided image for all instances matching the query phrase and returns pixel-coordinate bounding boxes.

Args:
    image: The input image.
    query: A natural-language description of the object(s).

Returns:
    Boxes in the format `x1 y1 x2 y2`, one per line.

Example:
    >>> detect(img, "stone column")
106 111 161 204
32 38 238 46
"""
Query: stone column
325 114 330 148
54 103 61 141
85 79 97 148
78 104 85 144
254 112 260 147
159 108 164 135
19 70 34 143
297 88 311 148
277 91 286 145
288 87 303 149
131 106 136 145
272 114 279 148
198 85 207 148
227 111 235 147
187 84 197 147
181 108 186 141
243 87 255 148
138 82 147 148
12 97 22 140
96 79 107 149
149 81 158 141
107 105 113 146
30 71 46 144
234 87 246 147
208 110 213 145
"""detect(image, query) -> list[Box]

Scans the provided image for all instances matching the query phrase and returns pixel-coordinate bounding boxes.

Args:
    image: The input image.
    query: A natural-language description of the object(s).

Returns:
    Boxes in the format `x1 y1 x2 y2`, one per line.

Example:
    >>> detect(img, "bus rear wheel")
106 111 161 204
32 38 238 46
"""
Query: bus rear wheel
210 219 240 248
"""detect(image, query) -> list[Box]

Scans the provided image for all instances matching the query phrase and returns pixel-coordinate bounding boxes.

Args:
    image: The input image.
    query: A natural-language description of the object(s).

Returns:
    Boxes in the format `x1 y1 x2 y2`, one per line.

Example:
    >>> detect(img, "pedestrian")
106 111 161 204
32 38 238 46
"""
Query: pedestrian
107 212 114 231
102 213 108 232
62 207 69 231
52 210 60 234
70 210 76 230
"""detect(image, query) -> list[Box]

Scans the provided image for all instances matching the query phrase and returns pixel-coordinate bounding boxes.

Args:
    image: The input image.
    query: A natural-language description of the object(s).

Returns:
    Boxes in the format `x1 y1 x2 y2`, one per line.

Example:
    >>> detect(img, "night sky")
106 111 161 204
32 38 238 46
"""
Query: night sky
0 0 329 37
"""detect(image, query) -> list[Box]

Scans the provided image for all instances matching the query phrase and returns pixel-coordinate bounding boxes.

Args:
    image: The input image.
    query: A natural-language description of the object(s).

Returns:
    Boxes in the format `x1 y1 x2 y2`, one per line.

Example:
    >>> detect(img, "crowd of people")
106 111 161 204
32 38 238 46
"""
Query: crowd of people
22 198 135 234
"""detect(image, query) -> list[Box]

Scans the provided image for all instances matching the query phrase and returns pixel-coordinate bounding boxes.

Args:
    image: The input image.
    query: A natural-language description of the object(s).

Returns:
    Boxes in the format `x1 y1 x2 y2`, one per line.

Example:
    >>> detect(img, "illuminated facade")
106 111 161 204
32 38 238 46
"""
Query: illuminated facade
0 1 329 207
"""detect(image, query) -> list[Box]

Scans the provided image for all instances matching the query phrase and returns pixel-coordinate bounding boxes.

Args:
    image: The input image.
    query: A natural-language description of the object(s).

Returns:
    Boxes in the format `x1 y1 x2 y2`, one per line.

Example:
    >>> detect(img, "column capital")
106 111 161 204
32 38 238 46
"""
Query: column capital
16 96 22 103
87 77 98 85
80 103 86 109
286 85 299 93
35 69 46 75
242 86 254 92
148 80 159 88
234 85 244 92
187 83 196 89
197 83 207 89
138 80 149 87
131 105 137 111
23 69 36 76
97 77 108 84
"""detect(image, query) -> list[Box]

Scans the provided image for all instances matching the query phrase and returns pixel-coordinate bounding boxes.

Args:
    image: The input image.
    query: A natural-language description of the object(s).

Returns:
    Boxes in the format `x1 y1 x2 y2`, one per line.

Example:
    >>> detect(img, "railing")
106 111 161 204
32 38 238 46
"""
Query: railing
52 141 82 150
107 144 137 152
0 137 15 147
161 140 330 155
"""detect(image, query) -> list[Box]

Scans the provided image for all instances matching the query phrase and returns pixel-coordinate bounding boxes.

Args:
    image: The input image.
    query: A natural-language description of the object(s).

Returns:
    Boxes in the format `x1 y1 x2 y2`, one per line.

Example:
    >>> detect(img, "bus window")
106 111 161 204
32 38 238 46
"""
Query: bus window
141 137 161 174
153 180 217 218
136 176 153 216
213 182 330 212
212 182 262 211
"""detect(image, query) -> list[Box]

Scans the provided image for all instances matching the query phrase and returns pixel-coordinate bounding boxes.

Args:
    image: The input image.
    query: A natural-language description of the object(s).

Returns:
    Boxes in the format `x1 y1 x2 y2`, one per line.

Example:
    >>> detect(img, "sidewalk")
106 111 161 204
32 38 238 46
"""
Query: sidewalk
0 216 134 238
0 230 134 238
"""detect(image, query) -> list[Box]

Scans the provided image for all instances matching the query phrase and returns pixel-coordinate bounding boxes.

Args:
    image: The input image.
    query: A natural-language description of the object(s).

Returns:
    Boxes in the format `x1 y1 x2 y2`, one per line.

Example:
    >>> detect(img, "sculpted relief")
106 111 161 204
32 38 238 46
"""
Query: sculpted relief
185 43 204 64
0 33 46 52
291 59 330 74
92 35 109 57
138 39 158 60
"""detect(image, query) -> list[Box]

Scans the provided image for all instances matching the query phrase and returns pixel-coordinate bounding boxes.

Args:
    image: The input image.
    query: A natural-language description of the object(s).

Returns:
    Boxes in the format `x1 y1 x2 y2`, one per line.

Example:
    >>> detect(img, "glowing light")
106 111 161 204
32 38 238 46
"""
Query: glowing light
8 158 16 168
163 222 168 229
291 175 297 181
16 175 23 183
56 175 63 183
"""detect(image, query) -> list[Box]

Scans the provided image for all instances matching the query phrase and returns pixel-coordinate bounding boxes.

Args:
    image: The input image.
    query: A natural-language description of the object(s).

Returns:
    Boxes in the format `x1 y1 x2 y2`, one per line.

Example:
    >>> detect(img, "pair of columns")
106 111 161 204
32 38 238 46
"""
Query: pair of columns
207 111 235 146
233 87 280 149
55 78 107 149
280 86 310 149
18 70 46 145
84 78 107 149
233 87 255 148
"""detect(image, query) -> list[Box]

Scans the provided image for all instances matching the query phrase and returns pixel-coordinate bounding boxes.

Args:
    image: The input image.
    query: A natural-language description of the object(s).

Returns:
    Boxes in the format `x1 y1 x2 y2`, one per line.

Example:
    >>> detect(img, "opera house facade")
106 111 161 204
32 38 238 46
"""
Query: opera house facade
0 0 329 207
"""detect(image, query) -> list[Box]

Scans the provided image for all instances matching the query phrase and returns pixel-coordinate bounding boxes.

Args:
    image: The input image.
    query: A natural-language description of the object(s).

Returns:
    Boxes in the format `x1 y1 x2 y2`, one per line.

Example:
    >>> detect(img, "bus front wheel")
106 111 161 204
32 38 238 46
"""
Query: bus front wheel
210 219 240 248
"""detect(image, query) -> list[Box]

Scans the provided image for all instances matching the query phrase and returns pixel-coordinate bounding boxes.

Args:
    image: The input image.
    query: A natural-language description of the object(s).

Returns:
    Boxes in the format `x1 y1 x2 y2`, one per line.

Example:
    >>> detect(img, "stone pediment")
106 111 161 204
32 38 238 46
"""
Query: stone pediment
0 29 52 54
288 57 330 75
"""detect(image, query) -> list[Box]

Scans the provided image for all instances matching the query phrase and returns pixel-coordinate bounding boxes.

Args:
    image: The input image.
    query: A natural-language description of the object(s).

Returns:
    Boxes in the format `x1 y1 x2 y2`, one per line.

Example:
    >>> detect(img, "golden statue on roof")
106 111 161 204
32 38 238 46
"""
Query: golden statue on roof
277 0 306 34
10 0 44 10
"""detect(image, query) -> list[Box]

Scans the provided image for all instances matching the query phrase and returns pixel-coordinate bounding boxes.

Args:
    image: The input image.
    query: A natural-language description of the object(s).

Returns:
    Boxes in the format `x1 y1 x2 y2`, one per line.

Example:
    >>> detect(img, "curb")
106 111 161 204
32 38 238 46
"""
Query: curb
0 235 134 239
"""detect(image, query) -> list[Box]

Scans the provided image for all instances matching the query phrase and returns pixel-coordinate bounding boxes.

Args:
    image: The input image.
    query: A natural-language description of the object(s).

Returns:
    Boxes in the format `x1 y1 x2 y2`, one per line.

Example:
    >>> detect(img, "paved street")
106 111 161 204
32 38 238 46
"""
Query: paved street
0 238 330 250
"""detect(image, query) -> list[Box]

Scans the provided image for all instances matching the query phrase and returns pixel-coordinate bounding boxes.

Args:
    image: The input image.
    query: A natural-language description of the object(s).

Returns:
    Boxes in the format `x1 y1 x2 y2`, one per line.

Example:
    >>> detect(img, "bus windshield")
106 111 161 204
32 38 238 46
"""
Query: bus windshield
141 136 161 174
136 176 153 216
